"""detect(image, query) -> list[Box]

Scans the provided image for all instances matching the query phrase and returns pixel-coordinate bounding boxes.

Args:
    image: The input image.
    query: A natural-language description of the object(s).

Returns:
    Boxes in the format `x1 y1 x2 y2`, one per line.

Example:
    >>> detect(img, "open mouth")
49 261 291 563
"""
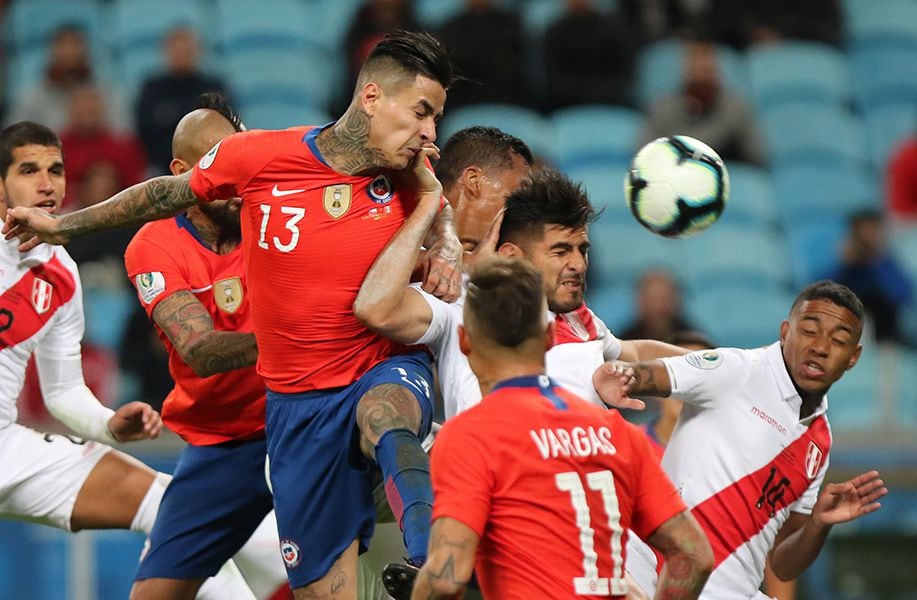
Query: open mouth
36 200 58 214
801 361 825 379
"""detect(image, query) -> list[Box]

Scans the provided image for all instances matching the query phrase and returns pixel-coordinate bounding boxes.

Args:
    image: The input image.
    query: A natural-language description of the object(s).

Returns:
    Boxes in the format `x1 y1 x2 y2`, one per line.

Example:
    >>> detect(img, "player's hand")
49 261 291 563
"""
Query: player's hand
107 401 164 443
592 361 646 411
397 144 443 200
466 208 504 272
423 228 463 302
3 206 67 252
811 470 886 527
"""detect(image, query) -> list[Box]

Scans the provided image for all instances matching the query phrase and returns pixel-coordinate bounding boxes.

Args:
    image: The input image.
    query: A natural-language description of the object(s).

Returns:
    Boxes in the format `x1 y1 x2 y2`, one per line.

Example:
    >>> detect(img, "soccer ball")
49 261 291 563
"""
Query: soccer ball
624 135 729 238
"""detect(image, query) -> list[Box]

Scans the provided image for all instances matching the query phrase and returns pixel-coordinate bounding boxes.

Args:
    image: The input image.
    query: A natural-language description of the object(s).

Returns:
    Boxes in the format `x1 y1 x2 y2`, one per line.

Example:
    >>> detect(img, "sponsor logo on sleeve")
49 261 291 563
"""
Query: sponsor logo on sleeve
136 272 166 305
323 184 352 219
198 141 221 170
685 350 723 369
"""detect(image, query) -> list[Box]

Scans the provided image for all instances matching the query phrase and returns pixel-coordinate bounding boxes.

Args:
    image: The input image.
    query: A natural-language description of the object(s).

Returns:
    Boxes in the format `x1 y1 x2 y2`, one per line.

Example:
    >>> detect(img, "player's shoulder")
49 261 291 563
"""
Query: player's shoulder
125 218 180 254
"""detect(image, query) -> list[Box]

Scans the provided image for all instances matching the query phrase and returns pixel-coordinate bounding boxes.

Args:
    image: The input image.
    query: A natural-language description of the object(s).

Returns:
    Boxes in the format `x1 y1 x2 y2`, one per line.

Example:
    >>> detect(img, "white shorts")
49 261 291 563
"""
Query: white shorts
0 422 111 531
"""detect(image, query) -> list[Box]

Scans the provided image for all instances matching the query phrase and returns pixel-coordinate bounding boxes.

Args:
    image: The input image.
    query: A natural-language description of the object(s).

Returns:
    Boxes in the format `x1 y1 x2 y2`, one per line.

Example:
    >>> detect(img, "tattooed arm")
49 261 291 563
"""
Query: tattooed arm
648 511 713 599
152 290 257 378
4 171 200 250
592 360 672 410
411 517 478 600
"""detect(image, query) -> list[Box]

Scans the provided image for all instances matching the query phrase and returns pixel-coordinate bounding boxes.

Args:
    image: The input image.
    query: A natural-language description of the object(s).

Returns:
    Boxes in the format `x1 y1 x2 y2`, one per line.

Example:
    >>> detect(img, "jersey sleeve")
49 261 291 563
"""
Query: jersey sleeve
430 414 493 537
410 283 458 354
35 258 84 364
188 129 277 202
660 348 746 409
624 421 687 540
593 312 623 361
124 227 191 317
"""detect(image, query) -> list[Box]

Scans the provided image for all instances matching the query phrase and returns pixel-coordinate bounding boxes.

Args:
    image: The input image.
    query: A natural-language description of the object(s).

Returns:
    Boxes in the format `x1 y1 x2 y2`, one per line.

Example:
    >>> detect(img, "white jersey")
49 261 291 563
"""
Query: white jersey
412 285 622 418
0 238 83 427
628 343 831 599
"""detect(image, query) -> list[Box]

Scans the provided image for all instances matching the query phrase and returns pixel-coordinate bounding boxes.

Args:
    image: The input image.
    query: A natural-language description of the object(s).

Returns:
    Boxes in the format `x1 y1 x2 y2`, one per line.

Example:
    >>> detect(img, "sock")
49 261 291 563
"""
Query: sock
375 429 433 566
130 472 171 534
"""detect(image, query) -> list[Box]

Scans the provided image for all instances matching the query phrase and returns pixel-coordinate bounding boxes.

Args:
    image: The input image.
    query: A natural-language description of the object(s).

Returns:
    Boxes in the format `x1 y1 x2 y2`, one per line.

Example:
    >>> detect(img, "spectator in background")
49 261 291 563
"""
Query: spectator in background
543 0 638 110
436 0 529 109
621 268 696 342
135 27 228 174
886 132 917 223
7 25 131 132
343 0 419 110
730 0 844 49
828 209 913 344
640 39 767 166
59 85 147 213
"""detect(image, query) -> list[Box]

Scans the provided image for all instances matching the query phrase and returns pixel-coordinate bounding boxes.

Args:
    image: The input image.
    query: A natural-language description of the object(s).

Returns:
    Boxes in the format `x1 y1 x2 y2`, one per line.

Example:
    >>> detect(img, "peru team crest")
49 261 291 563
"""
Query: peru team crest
805 441 824 479
367 174 393 204
31 278 53 314
214 277 243 314
323 184 352 219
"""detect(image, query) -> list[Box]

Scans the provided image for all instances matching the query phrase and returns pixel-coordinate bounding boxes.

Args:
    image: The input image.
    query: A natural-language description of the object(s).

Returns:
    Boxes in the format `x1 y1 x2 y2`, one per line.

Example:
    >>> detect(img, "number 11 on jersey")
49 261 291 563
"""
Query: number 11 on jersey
556 469 627 596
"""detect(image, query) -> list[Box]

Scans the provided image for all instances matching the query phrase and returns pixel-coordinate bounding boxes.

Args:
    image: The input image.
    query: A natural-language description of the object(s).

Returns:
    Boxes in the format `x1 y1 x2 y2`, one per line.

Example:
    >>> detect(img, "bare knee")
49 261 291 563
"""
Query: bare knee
356 383 422 459
71 450 156 531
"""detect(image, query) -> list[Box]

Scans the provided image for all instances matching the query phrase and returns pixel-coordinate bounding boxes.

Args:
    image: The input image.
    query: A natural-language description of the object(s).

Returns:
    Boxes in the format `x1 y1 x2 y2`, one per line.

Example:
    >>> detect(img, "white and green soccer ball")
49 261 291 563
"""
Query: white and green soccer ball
624 135 730 238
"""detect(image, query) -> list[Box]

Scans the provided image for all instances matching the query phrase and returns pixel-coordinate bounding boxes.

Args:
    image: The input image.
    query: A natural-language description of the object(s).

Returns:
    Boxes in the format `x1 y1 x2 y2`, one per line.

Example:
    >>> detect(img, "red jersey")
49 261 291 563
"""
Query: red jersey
432 375 686 599
124 216 265 445
189 126 414 393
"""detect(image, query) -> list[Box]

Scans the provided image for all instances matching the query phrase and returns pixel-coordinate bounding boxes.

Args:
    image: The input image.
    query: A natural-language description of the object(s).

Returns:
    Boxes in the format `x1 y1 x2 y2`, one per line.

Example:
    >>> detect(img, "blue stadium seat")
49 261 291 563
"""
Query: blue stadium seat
772 162 878 225
109 0 209 54
761 102 869 169
2 0 103 52
587 221 682 290
551 105 642 170
565 162 633 224
897 348 917 427
637 40 749 108
214 0 323 53
718 163 778 227
439 104 558 164
784 218 848 288
82 286 135 352
414 0 465 28
239 100 332 131
687 283 795 350
845 0 917 52
584 282 634 334
863 103 917 172
747 42 851 109
851 45 917 110
679 224 792 294
226 48 336 111
827 346 883 430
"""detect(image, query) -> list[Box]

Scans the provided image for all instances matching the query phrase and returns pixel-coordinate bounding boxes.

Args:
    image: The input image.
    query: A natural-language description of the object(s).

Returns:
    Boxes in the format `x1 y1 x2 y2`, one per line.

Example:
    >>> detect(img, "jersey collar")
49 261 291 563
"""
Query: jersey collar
303 122 336 169
764 341 828 423
491 374 568 410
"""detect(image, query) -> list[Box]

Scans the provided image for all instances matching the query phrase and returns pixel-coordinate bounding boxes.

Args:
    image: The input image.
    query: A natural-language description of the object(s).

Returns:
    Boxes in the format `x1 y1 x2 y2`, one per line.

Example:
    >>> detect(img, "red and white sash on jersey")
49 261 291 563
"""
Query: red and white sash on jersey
690 416 831 567
554 304 600 345
0 255 76 350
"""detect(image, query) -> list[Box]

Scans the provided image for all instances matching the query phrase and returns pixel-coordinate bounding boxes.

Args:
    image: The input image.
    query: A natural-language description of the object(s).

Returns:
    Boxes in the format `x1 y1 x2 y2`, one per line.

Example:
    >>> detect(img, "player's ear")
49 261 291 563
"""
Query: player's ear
360 82 382 116
458 165 482 197
497 242 521 259
170 158 189 176
458 324 471 357
779 319 789 345
847 343 862 371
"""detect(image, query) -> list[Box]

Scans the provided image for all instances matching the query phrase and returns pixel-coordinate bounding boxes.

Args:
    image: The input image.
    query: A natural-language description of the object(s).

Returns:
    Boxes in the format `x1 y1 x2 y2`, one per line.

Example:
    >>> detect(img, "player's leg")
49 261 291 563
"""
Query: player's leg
71 449 156 530
355 352 434 568
264 387 376 599
232 511 292 599
131 439 275 600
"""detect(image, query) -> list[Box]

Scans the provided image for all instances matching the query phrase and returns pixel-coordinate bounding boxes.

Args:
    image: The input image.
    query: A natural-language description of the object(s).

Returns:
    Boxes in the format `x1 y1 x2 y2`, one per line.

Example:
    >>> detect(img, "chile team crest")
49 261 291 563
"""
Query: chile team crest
805 441 824 479
367 174 394 204
31 278 53 314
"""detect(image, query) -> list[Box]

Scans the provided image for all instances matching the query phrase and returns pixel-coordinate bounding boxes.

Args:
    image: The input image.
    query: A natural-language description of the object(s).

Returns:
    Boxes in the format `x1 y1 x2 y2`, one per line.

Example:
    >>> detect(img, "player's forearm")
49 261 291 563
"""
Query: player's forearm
628 360 674 397
58 172 198 239
768 519 831 581
411 552 471 600
620 339 689 363
423 201 456 250
650 511 713 599
185 331 258 378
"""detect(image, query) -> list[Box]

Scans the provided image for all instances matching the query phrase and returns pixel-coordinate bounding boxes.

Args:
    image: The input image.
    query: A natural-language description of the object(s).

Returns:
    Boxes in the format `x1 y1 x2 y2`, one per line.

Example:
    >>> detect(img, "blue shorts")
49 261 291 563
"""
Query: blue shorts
135 437 274 581
265 351 434 588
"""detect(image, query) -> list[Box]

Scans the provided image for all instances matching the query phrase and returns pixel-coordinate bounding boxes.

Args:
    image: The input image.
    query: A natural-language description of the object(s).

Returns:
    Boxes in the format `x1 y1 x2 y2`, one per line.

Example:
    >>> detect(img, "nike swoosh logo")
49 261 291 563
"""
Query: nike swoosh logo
271 184 306 197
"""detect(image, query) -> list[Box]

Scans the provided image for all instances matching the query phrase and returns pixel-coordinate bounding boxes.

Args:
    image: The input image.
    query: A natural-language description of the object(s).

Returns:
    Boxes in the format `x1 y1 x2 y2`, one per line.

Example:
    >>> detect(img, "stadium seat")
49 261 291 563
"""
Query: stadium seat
82 286 135 352
109 0 209 54
239 100 332 131
771 161 878 227
551 105 642 171
2 0 103 52
784 218 848 288
863 103 917 172
414 0 465 28
845 0 917 52
679 224 792 294
718 163 778 227
637 40 749 108
565 162 633 225
226 48 336 112
439 103 558 165
687 283 796 350
897 348 917 427
747 42 851 110
587 221 682 291
214 0 324 53
850 45 917 110
761 102 869 169
827 345 883 431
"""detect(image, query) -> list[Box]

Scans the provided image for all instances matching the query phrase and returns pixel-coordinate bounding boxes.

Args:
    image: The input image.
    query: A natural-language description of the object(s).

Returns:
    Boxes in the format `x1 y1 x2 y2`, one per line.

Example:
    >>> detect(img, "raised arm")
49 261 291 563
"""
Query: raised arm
618 339 689 363
647 511 713 599
410 516 479 600
152 290 258 378
592 359 673 410
768 470 886 581
4 171 199 251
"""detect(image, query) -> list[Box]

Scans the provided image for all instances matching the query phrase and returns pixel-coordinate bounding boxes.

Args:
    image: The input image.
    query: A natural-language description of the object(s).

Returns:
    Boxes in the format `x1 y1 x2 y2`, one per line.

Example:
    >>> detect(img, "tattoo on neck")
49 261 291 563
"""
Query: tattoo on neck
316 109 387 175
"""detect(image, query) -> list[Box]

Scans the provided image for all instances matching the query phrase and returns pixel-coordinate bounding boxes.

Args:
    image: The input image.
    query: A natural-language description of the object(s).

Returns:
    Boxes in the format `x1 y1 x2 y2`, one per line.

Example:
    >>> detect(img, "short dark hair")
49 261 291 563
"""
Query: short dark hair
0 121 63 178
196 93 244 132
436 126 533 188
360 30 454 89
498 167 596 247
791 280 865 323
466 258 545 348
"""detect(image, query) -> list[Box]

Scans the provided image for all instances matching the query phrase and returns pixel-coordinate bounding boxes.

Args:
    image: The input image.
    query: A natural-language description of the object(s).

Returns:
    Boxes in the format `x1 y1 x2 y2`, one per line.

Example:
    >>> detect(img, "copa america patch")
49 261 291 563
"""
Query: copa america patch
280 539 302 568
198 141 221 170
685 350 723 370
136 272 166 305
367 174 393 204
